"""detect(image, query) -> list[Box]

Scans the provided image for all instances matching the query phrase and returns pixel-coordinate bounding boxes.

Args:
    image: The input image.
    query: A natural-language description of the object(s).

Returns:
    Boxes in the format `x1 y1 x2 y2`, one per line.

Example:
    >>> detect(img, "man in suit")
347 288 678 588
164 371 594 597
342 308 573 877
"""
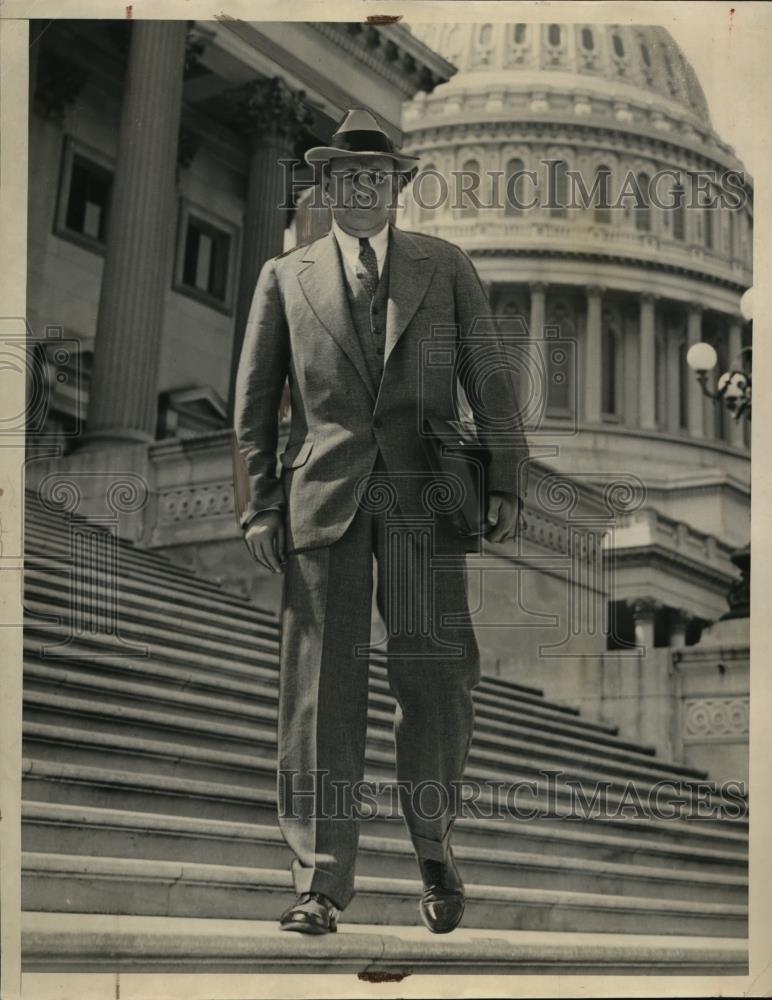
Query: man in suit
234 109 529 935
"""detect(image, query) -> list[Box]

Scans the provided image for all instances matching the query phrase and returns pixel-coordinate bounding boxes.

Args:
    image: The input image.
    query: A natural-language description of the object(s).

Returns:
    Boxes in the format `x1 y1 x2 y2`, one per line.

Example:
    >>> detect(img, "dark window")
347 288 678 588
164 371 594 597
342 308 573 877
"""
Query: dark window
704 207 714 250
581 27 594 50
727 209 735 257
505 157 525 216
678 340 689 429
549 160 569 218
640 42 651 66
546 308 573 414
602 326 619 416
181 217 231 303
613 33 625 57
635 173 651 232
514 23 527 44
64 155 112 243
548 24 561 46
672 184 686 240
594 165 611 224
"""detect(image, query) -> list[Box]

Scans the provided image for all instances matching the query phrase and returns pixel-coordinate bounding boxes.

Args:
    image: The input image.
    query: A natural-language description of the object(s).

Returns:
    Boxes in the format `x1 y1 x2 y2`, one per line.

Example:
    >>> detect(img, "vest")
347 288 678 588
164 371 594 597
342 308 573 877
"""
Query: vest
337 237 391 395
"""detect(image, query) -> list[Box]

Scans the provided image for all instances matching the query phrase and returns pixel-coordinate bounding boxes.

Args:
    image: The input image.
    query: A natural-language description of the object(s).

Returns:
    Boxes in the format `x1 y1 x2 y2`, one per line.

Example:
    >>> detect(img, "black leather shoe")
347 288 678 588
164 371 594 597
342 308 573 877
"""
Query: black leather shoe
279 891 340 934
418 851 465 934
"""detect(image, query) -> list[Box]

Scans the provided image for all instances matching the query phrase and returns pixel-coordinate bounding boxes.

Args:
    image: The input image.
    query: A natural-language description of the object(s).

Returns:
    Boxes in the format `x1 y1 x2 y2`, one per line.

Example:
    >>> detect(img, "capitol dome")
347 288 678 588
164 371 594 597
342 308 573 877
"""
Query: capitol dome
410 23 713 128
399 20 753 635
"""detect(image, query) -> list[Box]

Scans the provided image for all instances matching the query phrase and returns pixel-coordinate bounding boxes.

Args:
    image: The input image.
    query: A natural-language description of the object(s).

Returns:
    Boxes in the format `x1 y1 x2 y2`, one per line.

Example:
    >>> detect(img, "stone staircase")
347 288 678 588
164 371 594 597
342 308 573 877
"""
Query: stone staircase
20 490 748 974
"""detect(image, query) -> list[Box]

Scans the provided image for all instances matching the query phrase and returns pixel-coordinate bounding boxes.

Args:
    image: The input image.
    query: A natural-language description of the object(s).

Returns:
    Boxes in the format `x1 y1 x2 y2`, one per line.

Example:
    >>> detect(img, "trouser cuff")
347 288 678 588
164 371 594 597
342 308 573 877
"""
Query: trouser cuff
291 860 353 911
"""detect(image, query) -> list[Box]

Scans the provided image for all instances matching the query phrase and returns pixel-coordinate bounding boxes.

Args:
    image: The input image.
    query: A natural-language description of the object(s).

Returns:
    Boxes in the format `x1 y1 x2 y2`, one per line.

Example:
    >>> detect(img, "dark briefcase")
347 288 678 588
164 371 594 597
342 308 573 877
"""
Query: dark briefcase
420 415 492 538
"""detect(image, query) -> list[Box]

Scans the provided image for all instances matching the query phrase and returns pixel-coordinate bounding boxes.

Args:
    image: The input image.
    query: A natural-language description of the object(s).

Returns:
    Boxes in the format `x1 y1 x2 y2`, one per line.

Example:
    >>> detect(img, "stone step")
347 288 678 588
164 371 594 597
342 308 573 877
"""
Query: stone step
19 655 704 781
22 687 745 820
21 759 748 855
21 853 747 937
21 802 748 905
23 619 623 734
23 643 662 767
24 509 244 603
20 912 749 975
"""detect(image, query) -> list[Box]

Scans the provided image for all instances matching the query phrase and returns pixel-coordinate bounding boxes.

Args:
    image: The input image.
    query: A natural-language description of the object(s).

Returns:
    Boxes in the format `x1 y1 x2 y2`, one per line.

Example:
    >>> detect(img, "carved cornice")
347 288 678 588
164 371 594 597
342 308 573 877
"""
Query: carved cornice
310 22 451 98
469 247 749 294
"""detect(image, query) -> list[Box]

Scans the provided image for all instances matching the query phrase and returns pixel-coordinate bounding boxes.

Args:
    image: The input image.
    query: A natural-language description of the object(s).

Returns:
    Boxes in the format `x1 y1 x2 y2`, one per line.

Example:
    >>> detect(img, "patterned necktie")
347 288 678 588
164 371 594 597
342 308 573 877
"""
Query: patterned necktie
357 237 379 299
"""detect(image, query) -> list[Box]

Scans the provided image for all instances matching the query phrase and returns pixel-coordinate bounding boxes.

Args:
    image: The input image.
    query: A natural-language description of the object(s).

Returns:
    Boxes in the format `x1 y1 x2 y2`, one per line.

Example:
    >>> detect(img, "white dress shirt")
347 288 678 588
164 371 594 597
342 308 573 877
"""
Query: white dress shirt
331 218 390 279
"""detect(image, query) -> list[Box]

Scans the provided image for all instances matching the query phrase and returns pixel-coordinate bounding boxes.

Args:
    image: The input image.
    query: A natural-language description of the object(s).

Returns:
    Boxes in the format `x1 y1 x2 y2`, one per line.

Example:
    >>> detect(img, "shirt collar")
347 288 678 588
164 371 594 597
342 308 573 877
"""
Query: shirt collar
331 218 390 261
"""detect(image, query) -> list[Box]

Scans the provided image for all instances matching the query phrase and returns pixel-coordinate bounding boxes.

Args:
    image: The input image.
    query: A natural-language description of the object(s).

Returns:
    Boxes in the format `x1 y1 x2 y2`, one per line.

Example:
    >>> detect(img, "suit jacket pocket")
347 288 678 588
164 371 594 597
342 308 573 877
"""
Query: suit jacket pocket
280 438 314 468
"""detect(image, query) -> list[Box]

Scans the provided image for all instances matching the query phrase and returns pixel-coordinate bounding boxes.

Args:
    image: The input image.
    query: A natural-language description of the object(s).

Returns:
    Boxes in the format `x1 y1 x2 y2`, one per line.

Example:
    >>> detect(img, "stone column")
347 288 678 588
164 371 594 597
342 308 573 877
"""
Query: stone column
639 293 657 430
686 303 705 439
632 596 660 652
727 316 746 449
226 78 311 421
79 21 188 448
584 285 603 424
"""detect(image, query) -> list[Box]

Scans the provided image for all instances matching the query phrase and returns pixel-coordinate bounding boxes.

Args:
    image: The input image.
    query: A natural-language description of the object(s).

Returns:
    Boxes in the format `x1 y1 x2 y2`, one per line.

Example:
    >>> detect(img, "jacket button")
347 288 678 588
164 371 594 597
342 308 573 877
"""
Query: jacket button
373 417 382 430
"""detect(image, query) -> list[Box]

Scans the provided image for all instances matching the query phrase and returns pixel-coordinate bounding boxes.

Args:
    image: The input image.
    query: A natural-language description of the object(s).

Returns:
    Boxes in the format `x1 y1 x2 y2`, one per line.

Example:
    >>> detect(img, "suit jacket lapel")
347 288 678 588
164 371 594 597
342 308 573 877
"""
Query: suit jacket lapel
296 231 376 400
384 225 436 365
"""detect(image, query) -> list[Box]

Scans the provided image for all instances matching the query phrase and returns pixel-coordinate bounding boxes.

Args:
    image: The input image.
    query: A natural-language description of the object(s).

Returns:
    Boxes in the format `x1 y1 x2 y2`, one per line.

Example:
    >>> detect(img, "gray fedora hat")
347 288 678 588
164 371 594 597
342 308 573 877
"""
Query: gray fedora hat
304 108 419 175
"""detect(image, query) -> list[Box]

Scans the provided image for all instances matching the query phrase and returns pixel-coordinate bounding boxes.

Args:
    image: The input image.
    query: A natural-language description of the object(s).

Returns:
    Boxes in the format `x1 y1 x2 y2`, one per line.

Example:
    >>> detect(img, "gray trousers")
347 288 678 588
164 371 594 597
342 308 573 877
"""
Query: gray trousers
276 459 481 910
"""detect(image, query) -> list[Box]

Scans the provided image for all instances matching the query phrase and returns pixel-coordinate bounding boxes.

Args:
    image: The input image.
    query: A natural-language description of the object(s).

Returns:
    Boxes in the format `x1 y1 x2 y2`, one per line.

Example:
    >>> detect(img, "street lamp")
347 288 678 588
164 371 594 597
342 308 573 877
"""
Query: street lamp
684 295 752 621
685 341 752 421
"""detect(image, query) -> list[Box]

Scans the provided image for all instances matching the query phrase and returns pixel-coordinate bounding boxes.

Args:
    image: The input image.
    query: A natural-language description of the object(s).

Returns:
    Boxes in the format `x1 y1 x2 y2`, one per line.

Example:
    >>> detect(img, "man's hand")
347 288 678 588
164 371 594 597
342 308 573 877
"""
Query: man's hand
485 492 525 544
243 509 286 573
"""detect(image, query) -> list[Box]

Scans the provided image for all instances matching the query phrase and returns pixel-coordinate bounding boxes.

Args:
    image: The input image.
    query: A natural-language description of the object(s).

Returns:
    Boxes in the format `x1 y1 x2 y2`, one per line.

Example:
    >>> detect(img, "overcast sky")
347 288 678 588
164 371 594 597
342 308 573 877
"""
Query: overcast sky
667 12 759 176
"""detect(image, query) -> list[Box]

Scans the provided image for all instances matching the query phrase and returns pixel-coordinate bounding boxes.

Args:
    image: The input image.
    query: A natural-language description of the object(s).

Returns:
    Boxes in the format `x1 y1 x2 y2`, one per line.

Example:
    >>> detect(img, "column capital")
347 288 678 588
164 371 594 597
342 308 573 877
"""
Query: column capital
586 284 605 299
687 300 705 316
639 291 659 306
529 281 548 293
225 76 312 148
630 596 662 621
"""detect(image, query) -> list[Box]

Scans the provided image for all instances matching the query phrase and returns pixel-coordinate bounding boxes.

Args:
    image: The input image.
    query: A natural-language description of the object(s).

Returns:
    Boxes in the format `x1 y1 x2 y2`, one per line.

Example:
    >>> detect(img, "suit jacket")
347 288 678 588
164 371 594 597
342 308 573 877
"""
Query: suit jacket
233 223 530 553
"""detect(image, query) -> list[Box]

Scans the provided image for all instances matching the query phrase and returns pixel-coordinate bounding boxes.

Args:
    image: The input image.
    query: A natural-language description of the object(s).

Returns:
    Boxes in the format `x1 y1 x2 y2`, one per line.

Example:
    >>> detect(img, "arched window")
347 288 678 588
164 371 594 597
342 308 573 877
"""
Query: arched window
601 323 620 417
635 172 651 232
549 159 569 218
672 183 686 240
478 23 492 46
514 23 527 44
594 164 611 224
418 164 442 223
640 42 651 67
612 33 625 57
505 157 525 216
548 24 562 46
459 158 481 218
581 27 594 50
